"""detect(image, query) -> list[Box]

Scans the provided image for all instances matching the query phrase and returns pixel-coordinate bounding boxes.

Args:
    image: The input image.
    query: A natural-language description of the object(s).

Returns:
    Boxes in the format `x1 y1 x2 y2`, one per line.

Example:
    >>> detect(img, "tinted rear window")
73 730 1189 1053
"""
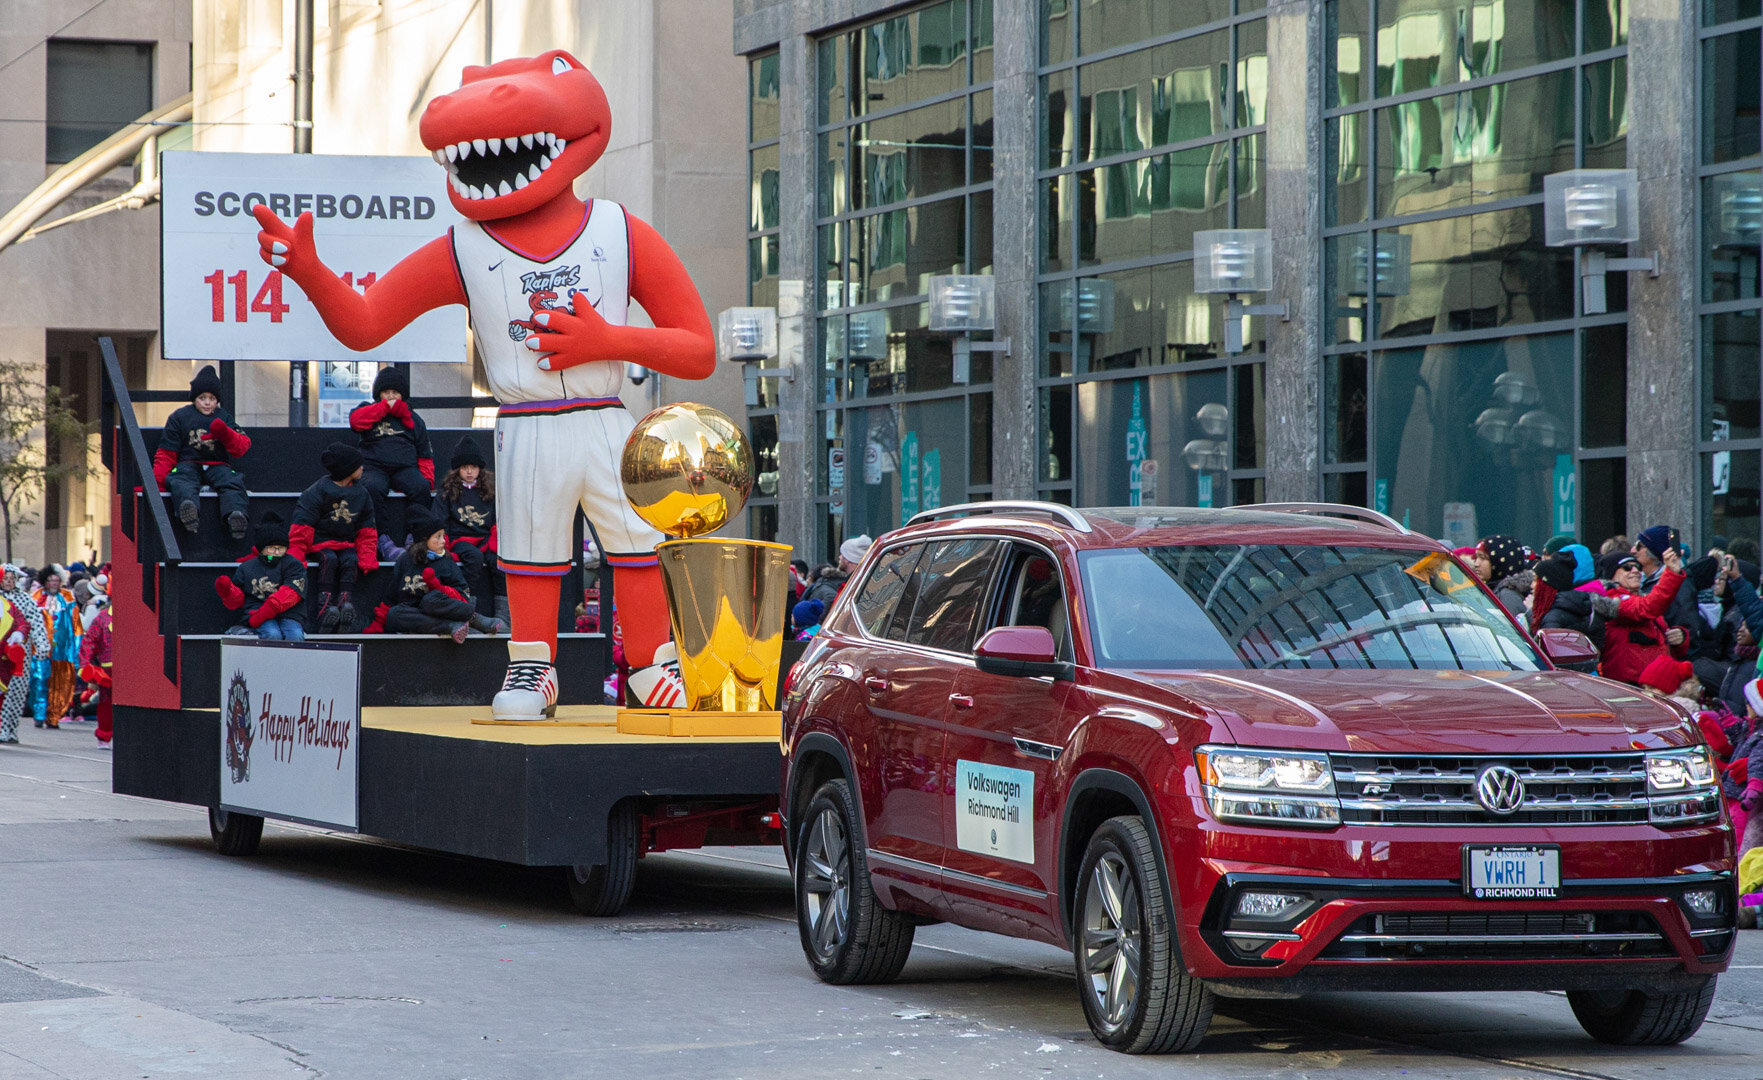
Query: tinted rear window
1079 544 1542 671
904 538 1002 653
851 543 920 637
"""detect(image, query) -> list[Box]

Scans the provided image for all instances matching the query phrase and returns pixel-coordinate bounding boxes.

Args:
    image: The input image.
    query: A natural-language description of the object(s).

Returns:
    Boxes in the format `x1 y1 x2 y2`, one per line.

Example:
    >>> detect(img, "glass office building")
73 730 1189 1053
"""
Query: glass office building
736 0 1712 560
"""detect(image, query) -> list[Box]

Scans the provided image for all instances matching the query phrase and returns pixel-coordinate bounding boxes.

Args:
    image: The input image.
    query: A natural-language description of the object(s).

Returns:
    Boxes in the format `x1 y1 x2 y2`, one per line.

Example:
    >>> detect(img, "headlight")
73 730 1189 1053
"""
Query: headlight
1645 747 1720 826
1646 748 1716 792
1196 746 1340 828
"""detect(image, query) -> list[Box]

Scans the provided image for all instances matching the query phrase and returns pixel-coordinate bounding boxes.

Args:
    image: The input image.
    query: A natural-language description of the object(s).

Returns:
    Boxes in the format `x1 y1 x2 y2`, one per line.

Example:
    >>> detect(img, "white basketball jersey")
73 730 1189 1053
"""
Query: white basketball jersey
449 200 631 403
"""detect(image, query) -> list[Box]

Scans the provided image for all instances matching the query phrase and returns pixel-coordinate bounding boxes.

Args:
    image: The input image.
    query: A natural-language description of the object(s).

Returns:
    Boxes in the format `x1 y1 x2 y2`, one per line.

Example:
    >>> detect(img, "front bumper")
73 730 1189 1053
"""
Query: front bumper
1186 869 1735 992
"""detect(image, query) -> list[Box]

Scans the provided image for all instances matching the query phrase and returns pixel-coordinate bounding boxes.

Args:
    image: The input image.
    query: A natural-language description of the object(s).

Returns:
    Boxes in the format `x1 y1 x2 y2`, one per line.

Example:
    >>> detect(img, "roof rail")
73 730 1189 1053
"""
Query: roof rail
1256 502 1412 535
906 500 1093 533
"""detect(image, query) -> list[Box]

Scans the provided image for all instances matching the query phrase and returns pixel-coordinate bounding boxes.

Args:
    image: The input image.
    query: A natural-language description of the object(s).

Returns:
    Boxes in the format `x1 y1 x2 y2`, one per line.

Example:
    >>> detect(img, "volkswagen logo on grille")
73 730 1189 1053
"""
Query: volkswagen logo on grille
1475 765 1525 815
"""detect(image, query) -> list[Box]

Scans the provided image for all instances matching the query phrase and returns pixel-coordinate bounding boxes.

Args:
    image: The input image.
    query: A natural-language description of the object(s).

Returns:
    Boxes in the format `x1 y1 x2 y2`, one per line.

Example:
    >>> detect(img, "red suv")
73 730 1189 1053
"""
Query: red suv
780 502 1734 1054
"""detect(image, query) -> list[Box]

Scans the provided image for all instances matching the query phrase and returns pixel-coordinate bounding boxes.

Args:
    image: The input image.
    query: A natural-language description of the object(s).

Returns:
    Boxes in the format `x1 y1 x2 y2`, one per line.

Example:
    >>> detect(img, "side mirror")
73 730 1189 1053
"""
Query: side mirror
1535 627 1599 670
974 625 1074 681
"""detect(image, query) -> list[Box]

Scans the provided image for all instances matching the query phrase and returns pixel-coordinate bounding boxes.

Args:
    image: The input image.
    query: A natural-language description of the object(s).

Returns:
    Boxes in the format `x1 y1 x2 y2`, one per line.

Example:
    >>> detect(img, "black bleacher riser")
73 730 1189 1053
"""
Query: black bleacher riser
166 426 493 495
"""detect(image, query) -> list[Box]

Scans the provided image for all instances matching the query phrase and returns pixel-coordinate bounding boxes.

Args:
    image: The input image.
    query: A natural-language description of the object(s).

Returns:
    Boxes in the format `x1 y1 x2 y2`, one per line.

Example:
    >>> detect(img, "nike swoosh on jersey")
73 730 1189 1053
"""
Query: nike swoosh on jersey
488 259 504 271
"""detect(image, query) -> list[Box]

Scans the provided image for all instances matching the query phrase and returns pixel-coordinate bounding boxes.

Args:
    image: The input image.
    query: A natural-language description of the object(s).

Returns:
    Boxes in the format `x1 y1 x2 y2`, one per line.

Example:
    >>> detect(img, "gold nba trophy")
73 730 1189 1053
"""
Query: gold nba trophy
618 403 791 729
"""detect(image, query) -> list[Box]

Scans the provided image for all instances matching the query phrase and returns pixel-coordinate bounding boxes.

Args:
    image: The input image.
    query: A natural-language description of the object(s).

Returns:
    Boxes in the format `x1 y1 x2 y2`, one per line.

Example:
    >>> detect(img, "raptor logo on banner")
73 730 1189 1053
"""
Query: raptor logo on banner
219 640 361 831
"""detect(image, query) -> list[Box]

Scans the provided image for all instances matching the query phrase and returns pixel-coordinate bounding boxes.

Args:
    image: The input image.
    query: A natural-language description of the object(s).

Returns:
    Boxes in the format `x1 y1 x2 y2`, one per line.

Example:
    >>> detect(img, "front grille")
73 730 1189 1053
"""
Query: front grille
1333 753 1650 825
1320 910 1670 961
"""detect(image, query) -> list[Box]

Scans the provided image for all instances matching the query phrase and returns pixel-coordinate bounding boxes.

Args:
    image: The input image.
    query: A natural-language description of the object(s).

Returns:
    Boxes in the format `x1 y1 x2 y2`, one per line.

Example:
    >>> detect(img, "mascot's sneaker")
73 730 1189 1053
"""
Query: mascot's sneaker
628 642 687 709
492 640 558 720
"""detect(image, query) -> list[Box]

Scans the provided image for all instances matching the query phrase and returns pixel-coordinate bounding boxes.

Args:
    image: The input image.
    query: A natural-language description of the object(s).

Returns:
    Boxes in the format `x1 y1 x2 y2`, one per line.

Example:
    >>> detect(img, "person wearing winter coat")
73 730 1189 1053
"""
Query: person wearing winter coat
1472 535 1532 619
215 513 307 640
78 604 112 747
289 443 380 633
1593 548 1687 686
153 365 253 539
367 509 505 642
433 436 501 618
349 365 435 560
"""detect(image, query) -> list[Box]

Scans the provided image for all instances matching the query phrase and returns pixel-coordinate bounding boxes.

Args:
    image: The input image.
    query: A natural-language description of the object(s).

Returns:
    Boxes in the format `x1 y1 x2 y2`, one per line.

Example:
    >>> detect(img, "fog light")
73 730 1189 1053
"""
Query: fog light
1235 891 1306 919
1684 889 1720 917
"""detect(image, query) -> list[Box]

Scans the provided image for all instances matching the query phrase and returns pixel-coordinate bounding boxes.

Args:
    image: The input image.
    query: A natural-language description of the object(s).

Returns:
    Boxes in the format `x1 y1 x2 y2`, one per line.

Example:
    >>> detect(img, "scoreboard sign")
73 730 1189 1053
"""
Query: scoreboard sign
161 151 465 362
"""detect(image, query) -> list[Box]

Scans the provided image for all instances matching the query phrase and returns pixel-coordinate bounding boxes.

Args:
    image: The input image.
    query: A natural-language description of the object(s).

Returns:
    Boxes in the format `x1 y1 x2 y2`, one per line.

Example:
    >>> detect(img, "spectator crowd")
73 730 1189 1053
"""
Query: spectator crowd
1466 525 1763 920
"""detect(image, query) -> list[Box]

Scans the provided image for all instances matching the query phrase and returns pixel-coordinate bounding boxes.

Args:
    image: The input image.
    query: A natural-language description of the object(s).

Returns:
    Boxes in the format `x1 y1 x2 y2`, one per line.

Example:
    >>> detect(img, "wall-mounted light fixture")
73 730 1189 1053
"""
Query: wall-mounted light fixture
1192 229 1287 354
718 306 787 407
1542 169 1657 315
929 274 1009 384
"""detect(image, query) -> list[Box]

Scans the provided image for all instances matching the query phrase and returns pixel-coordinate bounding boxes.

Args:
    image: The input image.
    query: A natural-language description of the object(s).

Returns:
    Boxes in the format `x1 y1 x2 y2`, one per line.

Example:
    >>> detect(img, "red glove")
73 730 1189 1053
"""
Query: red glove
422 566 466 602
208 418 251 457
362 602 389 634
418 457 435 487
6 643 24 669
79 663 111 687
152 448 177 491
249 585 302 626
350 400 392 431
389 399 415 428
215 575 245 610
1699 712 1735 759
356 528 380 572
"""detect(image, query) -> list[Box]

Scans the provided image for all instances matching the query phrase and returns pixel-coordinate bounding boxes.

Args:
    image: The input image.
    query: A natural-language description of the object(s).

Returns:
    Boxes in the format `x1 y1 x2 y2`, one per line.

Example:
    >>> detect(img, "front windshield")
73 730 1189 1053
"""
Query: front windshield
1079 545 1543 671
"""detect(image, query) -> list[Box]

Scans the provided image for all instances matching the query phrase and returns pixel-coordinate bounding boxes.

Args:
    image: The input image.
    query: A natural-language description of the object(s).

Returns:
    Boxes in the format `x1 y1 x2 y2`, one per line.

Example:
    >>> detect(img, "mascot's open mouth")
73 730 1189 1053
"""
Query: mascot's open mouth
430 131 571 201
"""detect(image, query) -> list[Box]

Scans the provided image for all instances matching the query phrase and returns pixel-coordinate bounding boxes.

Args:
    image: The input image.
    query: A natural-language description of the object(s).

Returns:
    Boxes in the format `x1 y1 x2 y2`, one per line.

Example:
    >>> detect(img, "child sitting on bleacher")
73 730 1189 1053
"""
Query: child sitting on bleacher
289 444 380 633
153 365 253 540
434 435 502 619
377 508 506 642
215 512 307 640
350 366 434 561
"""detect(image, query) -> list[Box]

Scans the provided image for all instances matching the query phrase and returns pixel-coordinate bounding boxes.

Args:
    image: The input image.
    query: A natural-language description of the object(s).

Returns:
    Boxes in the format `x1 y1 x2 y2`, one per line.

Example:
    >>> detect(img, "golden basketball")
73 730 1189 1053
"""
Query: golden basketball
620 403 755 539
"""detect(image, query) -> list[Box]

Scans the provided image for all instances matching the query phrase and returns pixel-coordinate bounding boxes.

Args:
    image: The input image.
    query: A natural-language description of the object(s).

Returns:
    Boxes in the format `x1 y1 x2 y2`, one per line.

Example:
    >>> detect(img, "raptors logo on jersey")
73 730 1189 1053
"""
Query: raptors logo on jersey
454 504 489 528
449 199 630 404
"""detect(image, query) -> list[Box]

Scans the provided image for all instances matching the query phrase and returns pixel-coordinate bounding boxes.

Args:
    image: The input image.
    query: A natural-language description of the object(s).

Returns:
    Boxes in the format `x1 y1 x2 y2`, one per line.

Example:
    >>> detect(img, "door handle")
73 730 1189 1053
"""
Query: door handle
864 676 888 693
949 694 975 709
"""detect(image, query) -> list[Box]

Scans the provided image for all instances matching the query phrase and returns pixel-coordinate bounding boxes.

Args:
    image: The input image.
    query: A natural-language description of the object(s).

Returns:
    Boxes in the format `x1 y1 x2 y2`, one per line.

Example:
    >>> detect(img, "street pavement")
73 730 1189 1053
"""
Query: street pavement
2 721 1761 1079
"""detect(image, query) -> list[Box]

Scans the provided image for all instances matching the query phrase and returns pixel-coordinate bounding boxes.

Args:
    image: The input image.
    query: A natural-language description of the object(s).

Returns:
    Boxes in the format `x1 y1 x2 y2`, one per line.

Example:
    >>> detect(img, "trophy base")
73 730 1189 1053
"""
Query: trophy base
616 708 781 738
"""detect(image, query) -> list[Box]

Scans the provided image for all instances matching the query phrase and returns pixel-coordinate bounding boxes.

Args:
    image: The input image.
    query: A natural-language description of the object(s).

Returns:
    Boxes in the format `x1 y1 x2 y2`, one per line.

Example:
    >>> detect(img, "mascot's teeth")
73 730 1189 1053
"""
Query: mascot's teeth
528 163 542 181
489 138 501 155
505 137 520 153
498 179 513 196
472 138 487 156
469 184 484 200
555 138 568 154
445 143 459 162
456 140 472 160
431 149 445 165
544 131 556 146
521 133 535 150
514 174 528 190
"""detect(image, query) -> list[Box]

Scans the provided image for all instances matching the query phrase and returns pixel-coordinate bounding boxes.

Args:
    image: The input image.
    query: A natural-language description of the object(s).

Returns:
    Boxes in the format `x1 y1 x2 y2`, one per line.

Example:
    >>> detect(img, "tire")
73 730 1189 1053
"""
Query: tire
566 800 640 916
1072 815 1214 1054
209 807 264 856
794 778 914 984
1567 979 1718 1046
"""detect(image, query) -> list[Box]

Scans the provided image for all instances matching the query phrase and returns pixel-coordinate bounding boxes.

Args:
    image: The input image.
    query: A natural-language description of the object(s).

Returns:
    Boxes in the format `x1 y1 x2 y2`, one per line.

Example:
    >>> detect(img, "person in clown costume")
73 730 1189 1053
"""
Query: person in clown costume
31 567 81 728
0 565 38 744
252 50 713 719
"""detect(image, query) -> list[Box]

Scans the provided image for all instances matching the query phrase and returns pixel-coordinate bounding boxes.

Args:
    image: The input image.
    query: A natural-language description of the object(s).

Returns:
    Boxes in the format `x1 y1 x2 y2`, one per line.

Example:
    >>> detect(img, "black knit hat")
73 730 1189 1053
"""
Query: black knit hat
1535 554 1575 594
254 511 289 550
190 365 222 402
1688 555 1721 592
372 365 410 400
450 435 487 471
321 442 364 481
406 506 447 544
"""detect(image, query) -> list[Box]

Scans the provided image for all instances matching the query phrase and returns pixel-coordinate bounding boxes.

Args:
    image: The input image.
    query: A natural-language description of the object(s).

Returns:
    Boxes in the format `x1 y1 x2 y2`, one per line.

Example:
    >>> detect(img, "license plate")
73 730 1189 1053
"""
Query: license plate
1463 845 1560 900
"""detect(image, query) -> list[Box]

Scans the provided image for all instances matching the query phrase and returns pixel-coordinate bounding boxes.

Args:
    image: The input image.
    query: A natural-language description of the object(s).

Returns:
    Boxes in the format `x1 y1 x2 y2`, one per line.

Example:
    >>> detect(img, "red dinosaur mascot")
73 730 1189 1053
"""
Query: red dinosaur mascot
251 51 712 718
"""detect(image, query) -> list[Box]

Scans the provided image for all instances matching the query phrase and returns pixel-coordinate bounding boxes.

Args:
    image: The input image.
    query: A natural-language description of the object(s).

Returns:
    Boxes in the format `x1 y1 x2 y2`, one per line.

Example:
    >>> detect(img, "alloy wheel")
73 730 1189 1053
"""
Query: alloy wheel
1081 851 1142 1031
800 806 851 961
